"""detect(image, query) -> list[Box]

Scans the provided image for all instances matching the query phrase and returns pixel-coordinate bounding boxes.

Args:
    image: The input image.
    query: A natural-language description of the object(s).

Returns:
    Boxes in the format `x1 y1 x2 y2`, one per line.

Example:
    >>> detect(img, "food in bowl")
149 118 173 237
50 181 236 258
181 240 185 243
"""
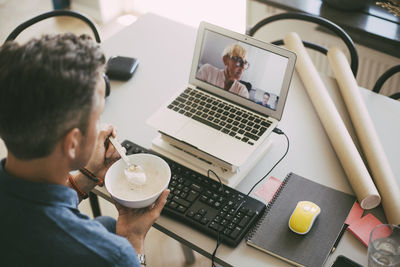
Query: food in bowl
105 153 171 208
124 164 146 186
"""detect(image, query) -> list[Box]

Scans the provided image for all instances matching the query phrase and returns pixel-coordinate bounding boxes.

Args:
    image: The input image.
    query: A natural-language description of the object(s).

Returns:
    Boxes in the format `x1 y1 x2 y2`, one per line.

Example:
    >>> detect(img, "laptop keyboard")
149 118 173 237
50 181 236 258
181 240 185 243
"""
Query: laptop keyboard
121 140 266 247
167 88 272 145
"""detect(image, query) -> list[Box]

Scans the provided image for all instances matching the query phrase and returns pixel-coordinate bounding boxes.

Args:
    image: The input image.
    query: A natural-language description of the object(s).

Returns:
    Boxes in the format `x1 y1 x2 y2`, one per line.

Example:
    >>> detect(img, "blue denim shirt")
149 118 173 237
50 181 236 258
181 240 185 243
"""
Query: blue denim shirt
0 159 140 267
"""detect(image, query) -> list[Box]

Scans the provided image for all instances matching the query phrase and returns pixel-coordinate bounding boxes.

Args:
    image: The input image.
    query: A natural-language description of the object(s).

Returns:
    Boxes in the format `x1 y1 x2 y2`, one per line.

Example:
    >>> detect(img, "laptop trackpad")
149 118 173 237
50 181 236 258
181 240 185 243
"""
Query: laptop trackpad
176 121 219 148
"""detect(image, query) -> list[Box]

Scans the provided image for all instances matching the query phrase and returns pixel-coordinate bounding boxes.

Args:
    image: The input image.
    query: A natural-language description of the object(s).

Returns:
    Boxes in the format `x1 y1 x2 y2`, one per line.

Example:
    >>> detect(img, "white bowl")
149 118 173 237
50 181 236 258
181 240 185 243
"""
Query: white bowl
105 153 171 208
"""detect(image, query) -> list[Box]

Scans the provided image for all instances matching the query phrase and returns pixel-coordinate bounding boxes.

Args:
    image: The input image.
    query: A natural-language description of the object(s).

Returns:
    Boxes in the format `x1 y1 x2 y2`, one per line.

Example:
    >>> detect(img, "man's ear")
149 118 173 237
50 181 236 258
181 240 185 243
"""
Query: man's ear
63 128 82 160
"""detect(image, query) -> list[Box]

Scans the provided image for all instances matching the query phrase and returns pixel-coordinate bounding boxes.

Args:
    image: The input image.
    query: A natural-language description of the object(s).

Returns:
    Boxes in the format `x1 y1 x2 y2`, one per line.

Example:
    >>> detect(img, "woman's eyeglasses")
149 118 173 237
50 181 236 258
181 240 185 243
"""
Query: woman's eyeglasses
230 56 250 69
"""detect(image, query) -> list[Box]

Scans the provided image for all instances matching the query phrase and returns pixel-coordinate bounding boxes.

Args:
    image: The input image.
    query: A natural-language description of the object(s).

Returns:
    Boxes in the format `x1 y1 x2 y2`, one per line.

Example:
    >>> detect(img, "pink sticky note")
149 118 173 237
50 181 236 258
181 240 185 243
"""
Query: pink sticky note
254 176 282 203
345 201 364 225
347 213 382 247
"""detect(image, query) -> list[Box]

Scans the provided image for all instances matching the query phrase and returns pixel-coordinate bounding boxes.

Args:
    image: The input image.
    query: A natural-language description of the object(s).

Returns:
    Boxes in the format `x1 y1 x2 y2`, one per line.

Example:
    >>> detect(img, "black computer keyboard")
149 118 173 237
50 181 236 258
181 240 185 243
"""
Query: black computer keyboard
121 140 266 247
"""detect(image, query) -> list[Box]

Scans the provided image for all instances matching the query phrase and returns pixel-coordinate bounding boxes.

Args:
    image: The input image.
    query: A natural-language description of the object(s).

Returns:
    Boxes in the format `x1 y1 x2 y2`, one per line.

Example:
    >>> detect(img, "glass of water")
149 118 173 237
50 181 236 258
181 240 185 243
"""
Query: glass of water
368 224 400 267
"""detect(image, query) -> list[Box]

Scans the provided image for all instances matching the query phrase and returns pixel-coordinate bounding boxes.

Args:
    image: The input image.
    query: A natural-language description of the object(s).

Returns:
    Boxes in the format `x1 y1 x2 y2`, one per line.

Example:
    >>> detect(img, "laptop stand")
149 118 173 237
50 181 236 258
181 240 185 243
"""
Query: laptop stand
151 134 273 187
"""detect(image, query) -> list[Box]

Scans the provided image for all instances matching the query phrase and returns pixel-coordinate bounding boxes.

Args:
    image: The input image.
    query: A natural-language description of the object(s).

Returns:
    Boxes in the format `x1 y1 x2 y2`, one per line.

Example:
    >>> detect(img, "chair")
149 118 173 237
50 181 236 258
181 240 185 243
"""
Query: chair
247 12 359 77
5 10 106 217
4 10 110 98
372 65 400 100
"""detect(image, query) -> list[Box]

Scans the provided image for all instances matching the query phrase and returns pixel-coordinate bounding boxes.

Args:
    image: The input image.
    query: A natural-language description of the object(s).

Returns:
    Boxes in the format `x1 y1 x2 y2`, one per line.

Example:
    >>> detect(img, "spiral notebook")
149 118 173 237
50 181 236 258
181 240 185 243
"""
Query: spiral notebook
246 172 355 267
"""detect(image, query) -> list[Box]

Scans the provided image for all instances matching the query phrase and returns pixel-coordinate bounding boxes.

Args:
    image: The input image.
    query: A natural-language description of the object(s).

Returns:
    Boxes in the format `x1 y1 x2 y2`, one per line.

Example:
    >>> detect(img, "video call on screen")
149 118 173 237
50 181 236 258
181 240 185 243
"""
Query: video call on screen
196 30 289 111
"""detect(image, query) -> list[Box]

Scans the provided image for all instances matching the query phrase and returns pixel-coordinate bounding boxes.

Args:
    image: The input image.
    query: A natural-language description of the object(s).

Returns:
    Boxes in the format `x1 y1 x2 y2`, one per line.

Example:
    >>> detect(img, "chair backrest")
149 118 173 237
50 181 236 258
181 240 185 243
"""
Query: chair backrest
4 10 110 97
5 10 101 43
372 65 400 100
247 12 359 77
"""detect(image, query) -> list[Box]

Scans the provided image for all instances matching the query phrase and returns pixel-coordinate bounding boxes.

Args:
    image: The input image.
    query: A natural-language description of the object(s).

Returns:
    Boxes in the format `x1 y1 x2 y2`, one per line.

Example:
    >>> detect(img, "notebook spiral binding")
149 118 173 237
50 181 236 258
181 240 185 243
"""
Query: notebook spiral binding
246 173 291 241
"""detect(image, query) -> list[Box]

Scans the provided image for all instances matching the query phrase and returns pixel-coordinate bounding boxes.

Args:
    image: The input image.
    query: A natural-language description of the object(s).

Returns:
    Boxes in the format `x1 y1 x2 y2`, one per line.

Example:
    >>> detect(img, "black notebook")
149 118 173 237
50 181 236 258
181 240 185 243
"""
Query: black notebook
247 172 355 267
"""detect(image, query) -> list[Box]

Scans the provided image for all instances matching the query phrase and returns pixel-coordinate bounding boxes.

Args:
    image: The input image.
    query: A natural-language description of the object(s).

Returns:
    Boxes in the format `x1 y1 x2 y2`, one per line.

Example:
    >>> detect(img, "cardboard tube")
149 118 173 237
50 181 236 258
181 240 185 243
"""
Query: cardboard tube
283 32 380 209
328 47 400 224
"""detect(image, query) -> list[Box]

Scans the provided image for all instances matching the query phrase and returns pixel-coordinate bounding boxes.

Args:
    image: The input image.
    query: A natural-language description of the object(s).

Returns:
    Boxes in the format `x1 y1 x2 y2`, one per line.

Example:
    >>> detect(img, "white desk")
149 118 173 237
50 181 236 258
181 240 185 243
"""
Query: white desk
96 13 400 266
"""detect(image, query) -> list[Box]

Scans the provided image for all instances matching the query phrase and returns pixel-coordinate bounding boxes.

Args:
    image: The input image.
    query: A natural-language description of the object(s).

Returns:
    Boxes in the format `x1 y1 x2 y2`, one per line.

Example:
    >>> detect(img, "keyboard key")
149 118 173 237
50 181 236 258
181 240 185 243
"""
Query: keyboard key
192 115 222 131
176 96 186 103
186 210 195 218
200 195 208 202
190 184 203 192
223 228 232 236
198 208 207 216
200 217 210 225
186 190 199 202
177 205 187 213
194 214 202 221
238 216 251 228
169 201 178 209
173 196 191 208
209 222 224 232
230 226 242 239
244 132 259 141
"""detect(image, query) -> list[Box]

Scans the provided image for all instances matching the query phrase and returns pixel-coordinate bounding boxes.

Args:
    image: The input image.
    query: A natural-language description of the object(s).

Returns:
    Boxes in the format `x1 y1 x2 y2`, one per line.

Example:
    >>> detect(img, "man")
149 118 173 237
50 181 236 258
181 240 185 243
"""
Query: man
196 43 250 98
259 92 272 108
0 33 169 266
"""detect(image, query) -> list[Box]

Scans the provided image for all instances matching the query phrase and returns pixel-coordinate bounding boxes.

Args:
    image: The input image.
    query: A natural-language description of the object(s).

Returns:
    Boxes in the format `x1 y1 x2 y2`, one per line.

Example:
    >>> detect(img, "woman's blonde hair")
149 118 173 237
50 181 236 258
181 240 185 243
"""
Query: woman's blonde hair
222 43 247 59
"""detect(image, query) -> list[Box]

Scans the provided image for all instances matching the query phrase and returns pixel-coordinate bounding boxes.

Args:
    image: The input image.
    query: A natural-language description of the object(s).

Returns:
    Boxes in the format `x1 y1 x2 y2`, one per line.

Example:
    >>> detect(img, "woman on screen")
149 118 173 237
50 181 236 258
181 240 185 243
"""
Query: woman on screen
196 43 250 98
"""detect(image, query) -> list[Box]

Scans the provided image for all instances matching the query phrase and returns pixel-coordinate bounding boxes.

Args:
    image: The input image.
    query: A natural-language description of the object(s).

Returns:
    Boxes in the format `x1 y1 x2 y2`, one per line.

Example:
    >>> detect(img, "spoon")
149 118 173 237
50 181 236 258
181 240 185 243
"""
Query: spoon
108 136 147 185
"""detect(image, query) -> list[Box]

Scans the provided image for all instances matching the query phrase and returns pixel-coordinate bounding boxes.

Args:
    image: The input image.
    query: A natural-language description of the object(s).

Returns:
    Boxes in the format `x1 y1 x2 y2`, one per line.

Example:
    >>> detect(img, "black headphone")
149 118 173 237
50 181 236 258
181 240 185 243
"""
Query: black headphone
4 10 111 97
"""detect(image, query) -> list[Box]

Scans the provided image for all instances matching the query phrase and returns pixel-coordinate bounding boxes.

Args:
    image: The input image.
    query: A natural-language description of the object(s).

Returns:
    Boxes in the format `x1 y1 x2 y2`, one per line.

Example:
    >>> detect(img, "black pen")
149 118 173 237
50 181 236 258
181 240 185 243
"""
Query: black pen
331 223 348 253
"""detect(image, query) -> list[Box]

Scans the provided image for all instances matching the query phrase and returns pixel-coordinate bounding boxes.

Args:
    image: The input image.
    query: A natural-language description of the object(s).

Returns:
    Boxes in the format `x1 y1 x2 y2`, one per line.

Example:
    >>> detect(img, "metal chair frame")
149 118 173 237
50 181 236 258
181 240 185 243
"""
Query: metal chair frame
372 65 400 100
247 12 359 77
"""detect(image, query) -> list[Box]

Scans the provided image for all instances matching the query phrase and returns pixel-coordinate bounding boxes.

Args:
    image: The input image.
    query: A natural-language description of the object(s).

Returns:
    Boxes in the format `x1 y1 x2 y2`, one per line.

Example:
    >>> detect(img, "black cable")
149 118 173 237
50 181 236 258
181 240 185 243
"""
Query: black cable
207 128 289 267
246 128 289 196
207 169 224 267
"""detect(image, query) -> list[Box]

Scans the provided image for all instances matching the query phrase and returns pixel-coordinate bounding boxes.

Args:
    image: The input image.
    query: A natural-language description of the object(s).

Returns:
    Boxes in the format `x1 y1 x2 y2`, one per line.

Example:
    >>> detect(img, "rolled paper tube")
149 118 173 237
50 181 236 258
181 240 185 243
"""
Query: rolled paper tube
328 47 400 224
283 32 380 209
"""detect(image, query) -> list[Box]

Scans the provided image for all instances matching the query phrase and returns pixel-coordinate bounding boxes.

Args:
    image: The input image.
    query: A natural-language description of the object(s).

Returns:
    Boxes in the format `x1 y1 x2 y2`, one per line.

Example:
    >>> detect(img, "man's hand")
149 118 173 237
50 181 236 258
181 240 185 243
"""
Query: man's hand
115 189 170 253
85 123 120 179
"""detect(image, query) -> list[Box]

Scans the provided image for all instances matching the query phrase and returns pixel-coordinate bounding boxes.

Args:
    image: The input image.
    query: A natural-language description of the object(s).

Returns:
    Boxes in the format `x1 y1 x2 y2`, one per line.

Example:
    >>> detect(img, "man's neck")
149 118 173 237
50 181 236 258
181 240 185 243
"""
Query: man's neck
4 152 69 185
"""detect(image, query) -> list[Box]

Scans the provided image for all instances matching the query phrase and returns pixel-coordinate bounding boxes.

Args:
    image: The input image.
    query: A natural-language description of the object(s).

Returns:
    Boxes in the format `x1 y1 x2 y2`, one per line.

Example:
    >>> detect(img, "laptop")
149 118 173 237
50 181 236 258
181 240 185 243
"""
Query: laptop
147 22 296 168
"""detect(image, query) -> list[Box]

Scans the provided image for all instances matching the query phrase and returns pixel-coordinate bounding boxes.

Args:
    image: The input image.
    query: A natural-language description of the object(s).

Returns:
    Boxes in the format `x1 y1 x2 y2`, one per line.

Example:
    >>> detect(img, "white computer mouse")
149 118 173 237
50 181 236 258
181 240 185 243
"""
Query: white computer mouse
289 201 321 234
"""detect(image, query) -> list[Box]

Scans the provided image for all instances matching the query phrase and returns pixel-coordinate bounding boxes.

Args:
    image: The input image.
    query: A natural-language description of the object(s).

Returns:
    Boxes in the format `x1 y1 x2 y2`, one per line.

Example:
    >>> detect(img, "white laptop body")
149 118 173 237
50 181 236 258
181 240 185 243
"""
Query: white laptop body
147 22 296 167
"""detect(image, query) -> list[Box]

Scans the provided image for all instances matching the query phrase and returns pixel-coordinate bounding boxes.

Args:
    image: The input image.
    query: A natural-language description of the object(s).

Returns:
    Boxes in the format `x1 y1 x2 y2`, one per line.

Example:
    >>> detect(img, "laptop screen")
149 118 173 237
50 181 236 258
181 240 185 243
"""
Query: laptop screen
190 22 296 120
195 29 289 111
